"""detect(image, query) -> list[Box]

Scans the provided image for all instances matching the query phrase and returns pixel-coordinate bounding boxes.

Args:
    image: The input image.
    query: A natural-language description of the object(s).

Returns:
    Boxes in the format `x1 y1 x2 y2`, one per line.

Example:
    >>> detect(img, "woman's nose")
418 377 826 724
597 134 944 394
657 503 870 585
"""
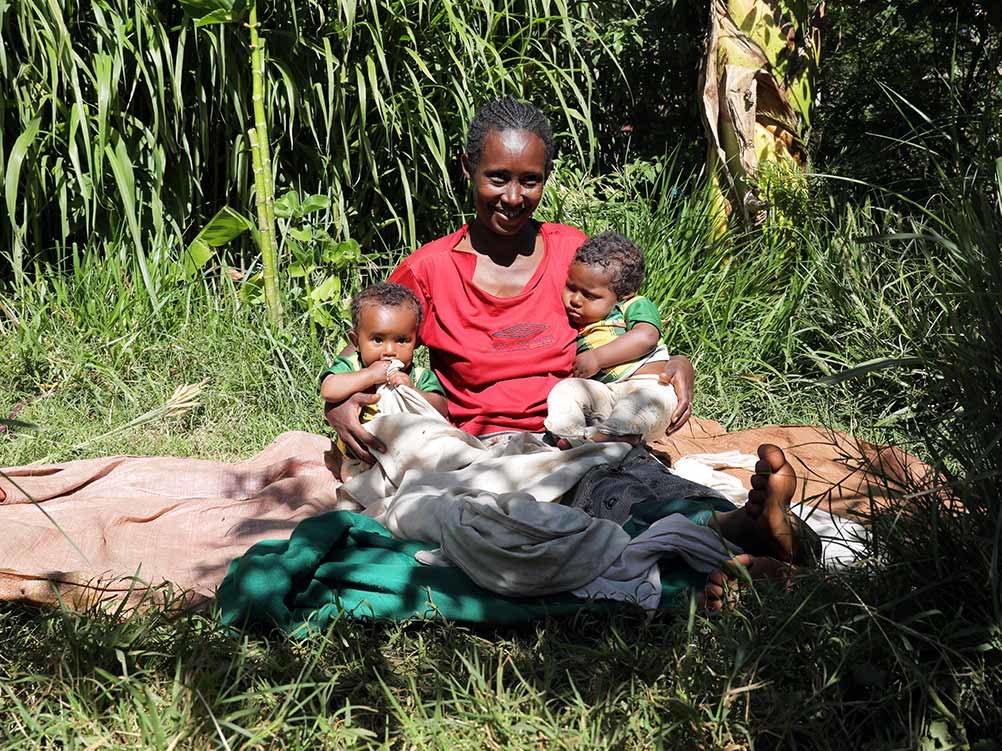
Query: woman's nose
500 184 521 205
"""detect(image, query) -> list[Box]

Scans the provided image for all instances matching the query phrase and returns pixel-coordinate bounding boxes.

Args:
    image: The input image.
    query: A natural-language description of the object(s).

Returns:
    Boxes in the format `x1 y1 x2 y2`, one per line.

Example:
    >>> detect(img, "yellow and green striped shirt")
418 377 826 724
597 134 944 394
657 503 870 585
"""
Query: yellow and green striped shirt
575 296 669 383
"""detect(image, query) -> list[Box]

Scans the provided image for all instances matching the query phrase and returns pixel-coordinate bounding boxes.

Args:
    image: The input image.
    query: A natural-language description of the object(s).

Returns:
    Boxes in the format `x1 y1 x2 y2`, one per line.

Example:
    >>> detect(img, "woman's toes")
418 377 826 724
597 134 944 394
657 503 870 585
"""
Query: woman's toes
757 443 787 471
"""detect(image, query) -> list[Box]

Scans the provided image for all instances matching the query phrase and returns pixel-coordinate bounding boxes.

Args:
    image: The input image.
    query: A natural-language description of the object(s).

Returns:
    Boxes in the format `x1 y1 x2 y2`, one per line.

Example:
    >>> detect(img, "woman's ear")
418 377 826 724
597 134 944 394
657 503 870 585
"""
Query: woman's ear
460 152 472 180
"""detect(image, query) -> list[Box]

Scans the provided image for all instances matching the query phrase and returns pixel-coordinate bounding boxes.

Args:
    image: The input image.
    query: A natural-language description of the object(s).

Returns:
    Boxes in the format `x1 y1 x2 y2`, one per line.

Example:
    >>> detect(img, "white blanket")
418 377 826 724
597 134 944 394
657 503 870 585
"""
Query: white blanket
340 383 738 607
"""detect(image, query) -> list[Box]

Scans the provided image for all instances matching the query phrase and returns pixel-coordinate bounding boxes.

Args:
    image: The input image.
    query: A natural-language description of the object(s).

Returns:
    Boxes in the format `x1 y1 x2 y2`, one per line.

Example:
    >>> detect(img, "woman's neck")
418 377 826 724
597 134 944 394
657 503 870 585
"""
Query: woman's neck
467 220 540 266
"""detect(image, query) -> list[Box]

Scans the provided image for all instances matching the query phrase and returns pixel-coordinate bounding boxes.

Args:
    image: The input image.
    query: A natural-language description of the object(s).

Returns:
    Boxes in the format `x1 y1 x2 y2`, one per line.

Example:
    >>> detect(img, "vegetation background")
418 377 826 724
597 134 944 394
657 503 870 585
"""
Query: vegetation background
1 0 1000 747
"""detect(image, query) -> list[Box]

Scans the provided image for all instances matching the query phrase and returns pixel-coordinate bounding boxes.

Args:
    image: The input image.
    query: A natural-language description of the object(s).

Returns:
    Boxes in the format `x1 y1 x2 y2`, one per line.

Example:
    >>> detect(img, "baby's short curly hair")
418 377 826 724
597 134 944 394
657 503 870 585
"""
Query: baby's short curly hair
350 282 423 329
572 232 646 298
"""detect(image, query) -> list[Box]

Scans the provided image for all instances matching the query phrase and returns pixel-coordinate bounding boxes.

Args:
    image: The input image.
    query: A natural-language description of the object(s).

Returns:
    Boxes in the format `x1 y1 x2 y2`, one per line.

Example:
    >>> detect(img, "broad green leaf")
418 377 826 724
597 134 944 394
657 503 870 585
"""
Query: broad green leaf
323 238 362 267
181 206 253 277
300 194 331 214
176 0 246 26
289 227 313 243
182 241 216 277
310 274 341 302
274 190 300 219
309 304 334 328
197 206 254 246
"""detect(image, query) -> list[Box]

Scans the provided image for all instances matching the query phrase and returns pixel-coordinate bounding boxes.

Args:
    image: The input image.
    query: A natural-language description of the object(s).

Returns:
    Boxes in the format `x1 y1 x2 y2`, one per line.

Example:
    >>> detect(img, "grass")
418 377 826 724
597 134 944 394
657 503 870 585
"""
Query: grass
4 168 1002 748
3 146 1002 748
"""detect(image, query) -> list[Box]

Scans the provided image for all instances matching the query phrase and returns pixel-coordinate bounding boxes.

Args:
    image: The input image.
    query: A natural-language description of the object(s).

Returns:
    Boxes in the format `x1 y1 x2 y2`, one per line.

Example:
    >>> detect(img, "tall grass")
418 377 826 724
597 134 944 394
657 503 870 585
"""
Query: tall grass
1 0 621 294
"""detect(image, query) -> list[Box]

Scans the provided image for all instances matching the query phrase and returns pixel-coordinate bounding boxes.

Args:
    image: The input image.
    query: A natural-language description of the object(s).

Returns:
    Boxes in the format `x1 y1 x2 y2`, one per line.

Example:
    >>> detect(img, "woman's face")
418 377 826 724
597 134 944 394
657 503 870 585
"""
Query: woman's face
466 129 547 238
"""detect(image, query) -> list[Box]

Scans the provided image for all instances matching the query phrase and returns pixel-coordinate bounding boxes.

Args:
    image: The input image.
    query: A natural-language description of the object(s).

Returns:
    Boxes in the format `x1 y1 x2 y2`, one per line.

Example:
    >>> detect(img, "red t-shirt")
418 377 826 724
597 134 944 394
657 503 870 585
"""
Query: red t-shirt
389 222 585 436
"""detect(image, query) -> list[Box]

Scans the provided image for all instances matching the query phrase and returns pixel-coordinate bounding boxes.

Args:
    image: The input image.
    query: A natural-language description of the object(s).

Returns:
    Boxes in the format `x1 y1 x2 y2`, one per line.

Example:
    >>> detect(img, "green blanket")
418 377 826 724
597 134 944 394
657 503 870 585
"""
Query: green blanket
217 497 734 634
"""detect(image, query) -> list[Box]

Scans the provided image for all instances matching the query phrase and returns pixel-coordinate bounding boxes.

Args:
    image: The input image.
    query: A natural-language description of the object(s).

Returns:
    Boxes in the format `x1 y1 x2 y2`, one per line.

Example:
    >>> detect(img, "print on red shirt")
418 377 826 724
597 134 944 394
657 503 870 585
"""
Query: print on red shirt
490 323 554 352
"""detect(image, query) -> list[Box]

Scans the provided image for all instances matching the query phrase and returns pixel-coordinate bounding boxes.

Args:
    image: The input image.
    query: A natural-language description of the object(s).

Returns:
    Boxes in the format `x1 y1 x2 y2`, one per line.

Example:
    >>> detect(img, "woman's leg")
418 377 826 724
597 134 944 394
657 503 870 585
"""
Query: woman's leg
700 444 809 610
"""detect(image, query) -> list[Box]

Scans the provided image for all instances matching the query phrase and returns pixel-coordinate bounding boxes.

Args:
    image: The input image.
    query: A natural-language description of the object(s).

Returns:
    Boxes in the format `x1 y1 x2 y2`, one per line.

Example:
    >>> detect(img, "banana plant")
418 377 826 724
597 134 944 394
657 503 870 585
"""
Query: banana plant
700 0 824 232
177 0 282 326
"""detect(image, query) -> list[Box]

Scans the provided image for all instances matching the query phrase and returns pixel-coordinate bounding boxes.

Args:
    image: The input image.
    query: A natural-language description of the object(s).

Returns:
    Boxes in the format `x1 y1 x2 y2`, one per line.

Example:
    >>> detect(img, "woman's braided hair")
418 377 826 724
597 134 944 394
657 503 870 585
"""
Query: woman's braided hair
465 97 555 175
573 232 646 298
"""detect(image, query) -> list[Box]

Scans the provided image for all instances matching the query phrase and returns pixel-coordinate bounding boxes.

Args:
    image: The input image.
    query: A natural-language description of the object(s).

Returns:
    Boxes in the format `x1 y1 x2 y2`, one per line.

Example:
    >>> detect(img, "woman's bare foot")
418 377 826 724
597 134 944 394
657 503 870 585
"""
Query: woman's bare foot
698 554 792 611
711 443 820 564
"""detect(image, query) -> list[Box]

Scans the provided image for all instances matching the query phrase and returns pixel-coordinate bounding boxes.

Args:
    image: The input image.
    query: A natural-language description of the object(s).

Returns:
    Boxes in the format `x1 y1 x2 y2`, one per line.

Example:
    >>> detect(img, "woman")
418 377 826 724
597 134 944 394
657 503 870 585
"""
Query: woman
326 97 694 460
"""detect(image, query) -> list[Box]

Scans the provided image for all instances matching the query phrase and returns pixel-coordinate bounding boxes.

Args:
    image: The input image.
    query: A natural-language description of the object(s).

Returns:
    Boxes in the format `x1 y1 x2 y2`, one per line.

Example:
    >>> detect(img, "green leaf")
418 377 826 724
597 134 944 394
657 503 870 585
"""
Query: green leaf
182 241 216 278
309 305 335 328
4 116 41 231
287 262 312 278
274 190 300 219
105 138 158 307
197 206 254 246
289 227 313 243
309 274 341 303
177 0 246 26
181 206 253 277
300 194 331 214
815 357 924 386
323 239 362 268
238 272 264 304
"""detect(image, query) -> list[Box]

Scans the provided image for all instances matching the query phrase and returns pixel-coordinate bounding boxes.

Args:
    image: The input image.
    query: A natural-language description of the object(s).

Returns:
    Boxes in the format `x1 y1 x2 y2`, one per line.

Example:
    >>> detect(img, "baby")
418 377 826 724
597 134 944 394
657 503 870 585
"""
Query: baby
320 282 448 480
545 231 677 445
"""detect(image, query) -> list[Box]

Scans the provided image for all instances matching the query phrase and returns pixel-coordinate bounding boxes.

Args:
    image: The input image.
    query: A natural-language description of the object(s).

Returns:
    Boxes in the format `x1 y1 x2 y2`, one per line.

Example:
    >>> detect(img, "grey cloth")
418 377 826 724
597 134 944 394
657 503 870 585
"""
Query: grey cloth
572 513 739 609
567 444 727 524
387 487 631 597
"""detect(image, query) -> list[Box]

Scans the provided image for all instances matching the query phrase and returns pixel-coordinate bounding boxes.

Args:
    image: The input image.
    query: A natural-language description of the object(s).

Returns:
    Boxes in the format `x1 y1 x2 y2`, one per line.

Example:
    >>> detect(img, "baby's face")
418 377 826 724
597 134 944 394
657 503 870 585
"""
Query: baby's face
351 304 419 368
562 262 619 327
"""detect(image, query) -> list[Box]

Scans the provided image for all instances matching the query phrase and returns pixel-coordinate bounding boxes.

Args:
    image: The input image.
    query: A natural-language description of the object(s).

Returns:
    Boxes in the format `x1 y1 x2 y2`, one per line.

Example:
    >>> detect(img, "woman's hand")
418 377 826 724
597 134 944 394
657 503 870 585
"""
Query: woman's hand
572 351 601 378
659 355 694 434
324 395 385 463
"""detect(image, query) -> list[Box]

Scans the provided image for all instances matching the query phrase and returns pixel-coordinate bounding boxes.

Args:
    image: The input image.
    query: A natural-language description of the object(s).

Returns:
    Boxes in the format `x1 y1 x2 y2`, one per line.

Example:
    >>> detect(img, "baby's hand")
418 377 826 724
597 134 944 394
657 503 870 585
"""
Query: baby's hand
572 351 600 378
364 359 391 386
387 370 412 389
